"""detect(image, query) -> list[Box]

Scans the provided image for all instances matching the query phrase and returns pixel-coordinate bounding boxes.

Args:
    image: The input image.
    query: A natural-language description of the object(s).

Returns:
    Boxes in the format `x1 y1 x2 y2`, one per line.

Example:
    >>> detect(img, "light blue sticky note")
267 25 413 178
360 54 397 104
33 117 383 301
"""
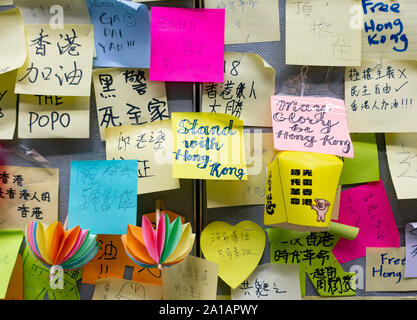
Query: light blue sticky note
68 160 138 234
87 0 150 68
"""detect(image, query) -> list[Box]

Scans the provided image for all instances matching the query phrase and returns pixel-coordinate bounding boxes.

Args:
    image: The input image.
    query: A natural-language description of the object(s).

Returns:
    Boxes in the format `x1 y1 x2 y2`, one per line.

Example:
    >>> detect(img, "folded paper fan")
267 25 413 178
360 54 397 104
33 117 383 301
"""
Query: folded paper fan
121 212 195 269
25 221 100 282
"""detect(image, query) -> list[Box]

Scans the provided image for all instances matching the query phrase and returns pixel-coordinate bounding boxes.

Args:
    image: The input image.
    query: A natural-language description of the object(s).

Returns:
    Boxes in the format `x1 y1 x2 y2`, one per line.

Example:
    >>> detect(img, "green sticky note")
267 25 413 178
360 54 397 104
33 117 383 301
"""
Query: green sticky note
23 247 82 300
340 133 379 185
0 230 23 299
267 222 357 297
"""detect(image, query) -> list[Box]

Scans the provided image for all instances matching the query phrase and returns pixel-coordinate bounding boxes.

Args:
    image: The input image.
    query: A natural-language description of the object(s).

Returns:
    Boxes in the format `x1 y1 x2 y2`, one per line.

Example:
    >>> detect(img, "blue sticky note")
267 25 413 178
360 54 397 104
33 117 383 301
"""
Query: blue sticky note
68 160 138 234
87 0 150 68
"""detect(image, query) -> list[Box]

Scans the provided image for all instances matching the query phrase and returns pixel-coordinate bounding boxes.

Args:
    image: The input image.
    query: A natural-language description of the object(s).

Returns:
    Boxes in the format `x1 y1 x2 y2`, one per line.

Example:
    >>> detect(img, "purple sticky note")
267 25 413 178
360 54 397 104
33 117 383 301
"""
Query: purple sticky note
149 7 225 83
332 180 400 264
405 222 417 278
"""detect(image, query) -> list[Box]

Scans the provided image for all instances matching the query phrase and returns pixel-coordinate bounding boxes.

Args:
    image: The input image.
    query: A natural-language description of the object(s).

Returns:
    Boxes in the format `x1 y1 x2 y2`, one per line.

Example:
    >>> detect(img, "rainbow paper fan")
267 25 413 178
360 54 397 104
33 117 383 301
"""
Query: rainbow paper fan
26 221 99 274
121 212 195 268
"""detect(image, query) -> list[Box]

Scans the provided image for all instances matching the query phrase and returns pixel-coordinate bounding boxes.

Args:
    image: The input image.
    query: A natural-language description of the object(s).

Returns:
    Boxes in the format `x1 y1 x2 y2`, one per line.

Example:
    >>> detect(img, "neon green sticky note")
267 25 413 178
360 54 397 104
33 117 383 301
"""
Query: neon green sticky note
0 230 23 299
340 133 379 185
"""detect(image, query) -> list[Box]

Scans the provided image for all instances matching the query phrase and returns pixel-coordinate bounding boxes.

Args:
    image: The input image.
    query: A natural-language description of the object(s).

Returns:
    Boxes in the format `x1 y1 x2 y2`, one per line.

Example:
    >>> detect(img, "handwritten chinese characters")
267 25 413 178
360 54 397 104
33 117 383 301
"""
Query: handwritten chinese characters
68 160 137 235
345 60 417 132
232 264 301 300
149 7 225 82
200 220 266 289
0 71 18 139
87 0 151 68
286 0 361 66
385 133 417 199
172 112 247 181
405 223 417 278
15 24 94 96
202 52 275 127
105 120 180 195
93 67 169 141
361 0 417 60
205 0 280 44
267 225 357 297
18 94 90 138
162 255 218 300
333 180 400 264
271 95 353 158
0 165 59 231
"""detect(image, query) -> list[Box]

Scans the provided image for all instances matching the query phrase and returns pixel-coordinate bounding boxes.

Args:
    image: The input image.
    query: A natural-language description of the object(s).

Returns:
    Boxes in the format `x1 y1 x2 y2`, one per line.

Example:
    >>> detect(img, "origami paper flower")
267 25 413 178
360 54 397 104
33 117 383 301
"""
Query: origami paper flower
25 221 99 273
121 213 195 268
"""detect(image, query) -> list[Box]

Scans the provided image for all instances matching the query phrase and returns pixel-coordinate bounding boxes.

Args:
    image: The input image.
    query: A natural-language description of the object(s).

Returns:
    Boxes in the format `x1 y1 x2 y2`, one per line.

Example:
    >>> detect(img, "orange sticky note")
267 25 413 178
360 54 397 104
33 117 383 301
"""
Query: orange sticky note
3 254 23 300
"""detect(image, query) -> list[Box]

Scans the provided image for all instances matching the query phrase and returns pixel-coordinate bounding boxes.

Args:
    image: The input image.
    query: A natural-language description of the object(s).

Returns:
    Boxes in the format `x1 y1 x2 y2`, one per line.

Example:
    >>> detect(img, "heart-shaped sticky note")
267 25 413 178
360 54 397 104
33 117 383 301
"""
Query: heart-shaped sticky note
200 220 266 289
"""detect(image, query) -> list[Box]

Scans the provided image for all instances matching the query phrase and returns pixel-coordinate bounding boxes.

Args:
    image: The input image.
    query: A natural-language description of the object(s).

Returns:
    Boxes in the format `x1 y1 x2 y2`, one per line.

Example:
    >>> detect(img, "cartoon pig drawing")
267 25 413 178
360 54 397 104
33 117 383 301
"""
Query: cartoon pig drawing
311 198 331 222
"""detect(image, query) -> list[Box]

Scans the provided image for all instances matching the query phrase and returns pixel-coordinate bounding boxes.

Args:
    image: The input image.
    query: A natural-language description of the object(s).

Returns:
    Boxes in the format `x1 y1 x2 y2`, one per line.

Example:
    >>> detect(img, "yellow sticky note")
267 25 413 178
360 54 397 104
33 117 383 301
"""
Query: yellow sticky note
18 94 89 138
162 255 218 300
385 133 417 200
207 132 276 208
200 220 266 289
92 277 162 300
105 120 180 195
0 165 59 231
366 247 417 292
0 70 18 139
345 60 417 132
15 24 94 96
0 8 26 75
172 112 247 181
286 0 361 66
0 1 13 5
202 52 275 127
361 0 417 60
264 151 343 232
205 0 280 44
93 68 169 141
0 230 23 299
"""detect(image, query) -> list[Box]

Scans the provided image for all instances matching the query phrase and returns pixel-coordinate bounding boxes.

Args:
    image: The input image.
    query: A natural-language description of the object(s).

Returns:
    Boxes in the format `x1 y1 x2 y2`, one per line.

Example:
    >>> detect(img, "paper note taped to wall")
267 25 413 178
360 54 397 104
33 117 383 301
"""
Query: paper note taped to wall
202 52 275 127
366 247 417 292
385 133 417 200
405 223 417 278
0 165 59 231
0 230 23 299
93 67 169 141
0 71 18 139
286 0 361 66
339 133 379 185
2 254 22 300
345 60 417 132
333 180 401 264
18 95 90 139
93 278 161 300
0 8 27 75
162 255 218 300
15 24 94 96
172 112 247 181
68 160 138 234
149 7 225 82
361 0 417 60
105 120 180 195
270 95 354 158
86 0 150 68
232 264 301 300
206 132 276 208
204 0 280 44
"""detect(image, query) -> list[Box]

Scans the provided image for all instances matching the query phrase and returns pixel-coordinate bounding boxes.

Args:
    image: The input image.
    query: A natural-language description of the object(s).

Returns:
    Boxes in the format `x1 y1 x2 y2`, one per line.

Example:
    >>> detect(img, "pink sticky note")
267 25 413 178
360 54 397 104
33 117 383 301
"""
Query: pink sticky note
270 95 354 158
149 7 225 82
332 180 400 264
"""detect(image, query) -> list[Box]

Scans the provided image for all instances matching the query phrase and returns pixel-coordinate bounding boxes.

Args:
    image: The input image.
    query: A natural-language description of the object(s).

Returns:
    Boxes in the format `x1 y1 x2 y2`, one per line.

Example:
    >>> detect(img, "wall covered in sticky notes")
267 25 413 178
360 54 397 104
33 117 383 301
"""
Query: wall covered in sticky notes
1 0 417 304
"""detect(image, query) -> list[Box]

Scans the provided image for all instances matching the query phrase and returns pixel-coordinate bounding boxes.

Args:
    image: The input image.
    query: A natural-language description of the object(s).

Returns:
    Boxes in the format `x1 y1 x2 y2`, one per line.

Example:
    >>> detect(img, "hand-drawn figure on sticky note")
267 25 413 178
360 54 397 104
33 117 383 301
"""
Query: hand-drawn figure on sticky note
311 198 331 222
